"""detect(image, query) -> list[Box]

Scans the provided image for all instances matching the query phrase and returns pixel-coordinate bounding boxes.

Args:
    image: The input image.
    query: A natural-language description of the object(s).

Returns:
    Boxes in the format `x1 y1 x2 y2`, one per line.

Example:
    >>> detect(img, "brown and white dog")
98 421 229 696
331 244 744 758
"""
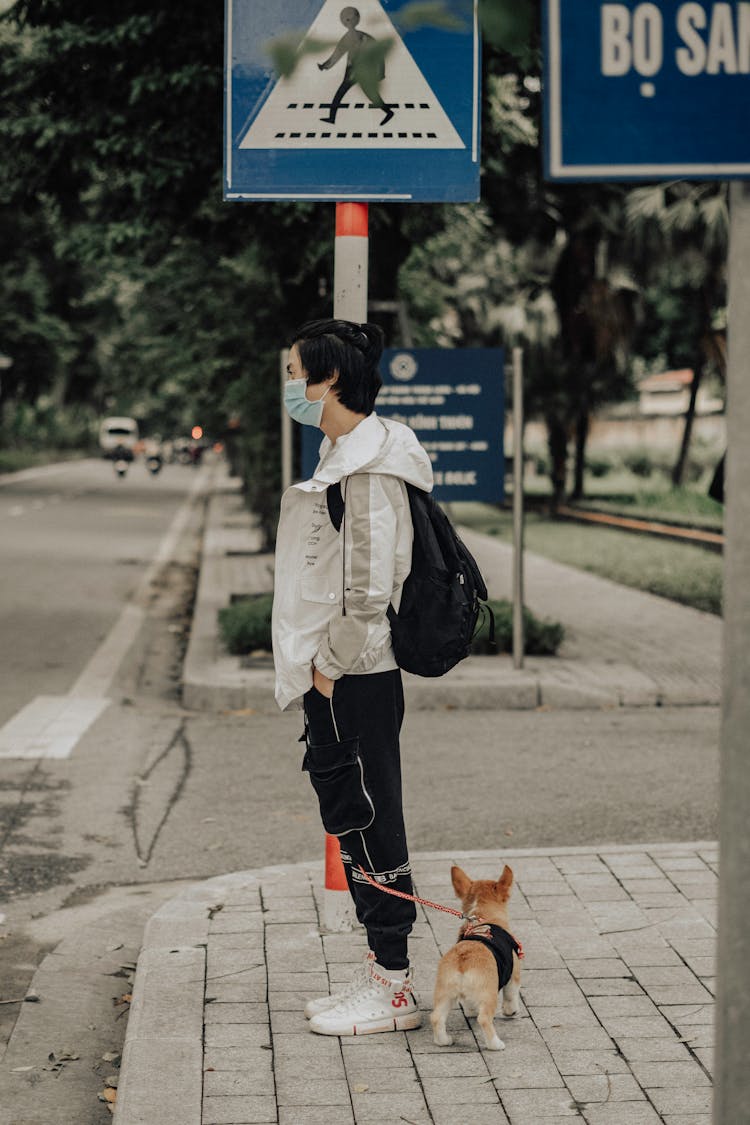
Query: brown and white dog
431 864 522 1051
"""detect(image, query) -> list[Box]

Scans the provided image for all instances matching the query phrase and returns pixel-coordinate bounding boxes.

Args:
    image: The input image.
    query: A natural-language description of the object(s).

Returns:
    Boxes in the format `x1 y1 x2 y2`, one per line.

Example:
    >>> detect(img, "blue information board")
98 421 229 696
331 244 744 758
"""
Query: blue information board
544 0 750 180
225 0 479 201
302 348 505 501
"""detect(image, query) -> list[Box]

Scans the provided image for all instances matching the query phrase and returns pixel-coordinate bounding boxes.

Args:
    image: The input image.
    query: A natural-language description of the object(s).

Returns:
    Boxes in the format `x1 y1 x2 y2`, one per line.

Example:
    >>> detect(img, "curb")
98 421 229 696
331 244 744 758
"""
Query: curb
184 656 721 715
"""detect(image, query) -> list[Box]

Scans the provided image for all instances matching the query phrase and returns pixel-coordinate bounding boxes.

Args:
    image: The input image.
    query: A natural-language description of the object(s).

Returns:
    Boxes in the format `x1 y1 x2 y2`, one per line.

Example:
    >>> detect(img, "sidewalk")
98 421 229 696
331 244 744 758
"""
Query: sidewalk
113 842 716 1125
182 465 723 712
113 468 719 1122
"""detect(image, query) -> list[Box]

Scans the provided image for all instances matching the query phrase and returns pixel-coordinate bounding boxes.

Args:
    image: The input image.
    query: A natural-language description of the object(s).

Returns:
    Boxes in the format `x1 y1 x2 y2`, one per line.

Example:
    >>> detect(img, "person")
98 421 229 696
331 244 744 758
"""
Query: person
318 6 394 127
272 318 433 1037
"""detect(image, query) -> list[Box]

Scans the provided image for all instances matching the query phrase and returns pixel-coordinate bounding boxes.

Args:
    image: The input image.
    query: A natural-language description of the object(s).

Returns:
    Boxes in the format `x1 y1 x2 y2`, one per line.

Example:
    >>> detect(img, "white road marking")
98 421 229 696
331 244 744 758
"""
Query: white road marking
0 696 110 760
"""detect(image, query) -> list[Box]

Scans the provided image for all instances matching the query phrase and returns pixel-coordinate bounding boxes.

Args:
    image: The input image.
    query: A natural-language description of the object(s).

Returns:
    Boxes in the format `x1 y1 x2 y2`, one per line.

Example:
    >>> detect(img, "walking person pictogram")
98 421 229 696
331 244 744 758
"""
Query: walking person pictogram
318 6 394 126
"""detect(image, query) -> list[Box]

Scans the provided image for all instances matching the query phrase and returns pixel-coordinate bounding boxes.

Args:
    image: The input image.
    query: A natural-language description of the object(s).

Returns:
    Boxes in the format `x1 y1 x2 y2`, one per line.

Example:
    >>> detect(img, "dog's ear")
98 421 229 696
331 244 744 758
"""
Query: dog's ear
451 865 472 899
496 865 513 897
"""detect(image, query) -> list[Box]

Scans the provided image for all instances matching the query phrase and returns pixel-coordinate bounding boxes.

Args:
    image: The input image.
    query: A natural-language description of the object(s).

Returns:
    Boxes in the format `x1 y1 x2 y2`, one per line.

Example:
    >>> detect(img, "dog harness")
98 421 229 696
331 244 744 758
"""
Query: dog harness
460 922 522 991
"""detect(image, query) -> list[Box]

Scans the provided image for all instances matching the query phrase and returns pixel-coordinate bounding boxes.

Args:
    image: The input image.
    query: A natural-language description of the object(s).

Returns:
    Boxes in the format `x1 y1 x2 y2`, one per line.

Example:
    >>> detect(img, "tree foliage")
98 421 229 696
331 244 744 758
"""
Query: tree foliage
0 0 728 518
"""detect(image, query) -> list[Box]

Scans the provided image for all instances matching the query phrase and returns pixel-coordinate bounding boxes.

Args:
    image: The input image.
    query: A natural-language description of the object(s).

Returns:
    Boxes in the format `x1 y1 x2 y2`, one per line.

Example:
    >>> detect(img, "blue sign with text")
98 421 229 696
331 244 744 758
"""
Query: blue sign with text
544 0 750 180
225 0 480 201
302 348 505 501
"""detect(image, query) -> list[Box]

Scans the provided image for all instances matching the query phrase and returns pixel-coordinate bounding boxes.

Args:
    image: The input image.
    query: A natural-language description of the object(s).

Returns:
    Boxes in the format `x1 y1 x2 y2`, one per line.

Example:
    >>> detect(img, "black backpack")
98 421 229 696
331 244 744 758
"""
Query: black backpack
326 479 494 677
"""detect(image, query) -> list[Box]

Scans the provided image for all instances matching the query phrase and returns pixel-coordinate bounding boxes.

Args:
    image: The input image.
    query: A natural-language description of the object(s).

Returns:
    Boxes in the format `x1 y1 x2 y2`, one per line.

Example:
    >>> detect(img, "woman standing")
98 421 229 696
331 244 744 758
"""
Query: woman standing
272 318 432 1036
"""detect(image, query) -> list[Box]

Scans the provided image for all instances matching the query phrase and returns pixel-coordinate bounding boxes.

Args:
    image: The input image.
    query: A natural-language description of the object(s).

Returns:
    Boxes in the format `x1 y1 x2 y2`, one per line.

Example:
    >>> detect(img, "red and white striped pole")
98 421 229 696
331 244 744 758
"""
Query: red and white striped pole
323 202 369 933
334 202 369 322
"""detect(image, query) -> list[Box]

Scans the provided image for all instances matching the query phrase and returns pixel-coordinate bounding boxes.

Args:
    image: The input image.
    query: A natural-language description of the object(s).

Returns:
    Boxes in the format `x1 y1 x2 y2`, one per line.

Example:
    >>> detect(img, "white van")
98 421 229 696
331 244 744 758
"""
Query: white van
99 416 139 457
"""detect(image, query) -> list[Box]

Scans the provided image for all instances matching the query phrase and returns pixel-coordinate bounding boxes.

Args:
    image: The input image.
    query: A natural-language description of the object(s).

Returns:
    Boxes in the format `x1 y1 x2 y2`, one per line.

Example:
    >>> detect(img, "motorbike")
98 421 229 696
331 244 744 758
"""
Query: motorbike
111 444 134 478
145 452 163 475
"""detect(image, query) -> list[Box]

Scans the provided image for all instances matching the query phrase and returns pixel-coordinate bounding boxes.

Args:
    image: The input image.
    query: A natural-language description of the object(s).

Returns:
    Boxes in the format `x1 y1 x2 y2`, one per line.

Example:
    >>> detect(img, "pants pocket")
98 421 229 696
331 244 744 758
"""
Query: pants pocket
302 735 375 836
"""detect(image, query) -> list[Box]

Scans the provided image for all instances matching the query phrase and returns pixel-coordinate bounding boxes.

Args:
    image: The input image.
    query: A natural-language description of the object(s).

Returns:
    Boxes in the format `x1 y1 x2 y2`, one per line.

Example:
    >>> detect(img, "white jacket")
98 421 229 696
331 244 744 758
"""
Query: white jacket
272 412 433 711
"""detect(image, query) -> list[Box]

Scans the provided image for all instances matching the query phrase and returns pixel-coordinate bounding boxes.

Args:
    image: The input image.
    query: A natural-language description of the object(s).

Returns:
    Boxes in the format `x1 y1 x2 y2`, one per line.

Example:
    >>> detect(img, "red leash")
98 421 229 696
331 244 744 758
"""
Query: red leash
356 864 524 959
357 864 465 920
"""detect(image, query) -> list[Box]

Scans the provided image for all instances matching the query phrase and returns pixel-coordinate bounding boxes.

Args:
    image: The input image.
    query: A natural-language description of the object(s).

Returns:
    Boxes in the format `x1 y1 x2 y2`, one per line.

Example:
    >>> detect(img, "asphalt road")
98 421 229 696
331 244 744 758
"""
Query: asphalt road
0 457 719 1121
0 458 198 726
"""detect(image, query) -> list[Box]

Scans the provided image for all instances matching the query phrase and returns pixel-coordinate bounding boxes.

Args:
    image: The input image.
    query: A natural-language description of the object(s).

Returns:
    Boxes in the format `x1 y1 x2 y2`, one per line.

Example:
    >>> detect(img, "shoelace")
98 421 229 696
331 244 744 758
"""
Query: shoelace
332 956 375 1003
330 976 410 1014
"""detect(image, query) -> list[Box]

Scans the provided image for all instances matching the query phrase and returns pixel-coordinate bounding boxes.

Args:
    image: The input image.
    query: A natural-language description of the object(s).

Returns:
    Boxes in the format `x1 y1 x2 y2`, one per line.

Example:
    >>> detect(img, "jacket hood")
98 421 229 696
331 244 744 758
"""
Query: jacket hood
301 412 433 492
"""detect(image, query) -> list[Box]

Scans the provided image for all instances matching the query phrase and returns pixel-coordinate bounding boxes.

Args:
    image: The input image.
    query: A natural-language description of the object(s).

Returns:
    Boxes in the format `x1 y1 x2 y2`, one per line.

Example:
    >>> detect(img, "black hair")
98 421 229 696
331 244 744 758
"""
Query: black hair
290 319 384 415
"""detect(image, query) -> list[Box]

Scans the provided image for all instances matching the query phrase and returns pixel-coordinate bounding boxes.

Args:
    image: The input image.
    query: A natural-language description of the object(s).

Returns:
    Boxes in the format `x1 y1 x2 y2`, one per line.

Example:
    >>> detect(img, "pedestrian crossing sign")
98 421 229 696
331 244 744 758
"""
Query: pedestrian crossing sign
224 0 480 201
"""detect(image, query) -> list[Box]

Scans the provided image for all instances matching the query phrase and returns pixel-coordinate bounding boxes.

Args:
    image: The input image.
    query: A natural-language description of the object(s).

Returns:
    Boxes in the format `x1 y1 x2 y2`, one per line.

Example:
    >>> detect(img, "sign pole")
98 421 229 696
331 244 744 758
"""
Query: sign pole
322 201 370 935
715 181 750 1124
334 202 369 322
512 347 525 670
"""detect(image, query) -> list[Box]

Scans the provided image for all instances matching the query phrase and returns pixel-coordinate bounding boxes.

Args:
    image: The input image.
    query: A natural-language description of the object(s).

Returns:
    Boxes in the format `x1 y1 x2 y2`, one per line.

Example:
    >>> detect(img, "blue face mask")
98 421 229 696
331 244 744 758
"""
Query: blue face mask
284 379 332 427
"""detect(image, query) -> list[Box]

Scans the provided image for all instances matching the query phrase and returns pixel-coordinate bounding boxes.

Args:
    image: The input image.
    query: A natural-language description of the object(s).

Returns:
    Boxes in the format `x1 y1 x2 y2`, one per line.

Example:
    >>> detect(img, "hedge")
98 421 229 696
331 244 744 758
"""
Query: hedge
219 595 564 658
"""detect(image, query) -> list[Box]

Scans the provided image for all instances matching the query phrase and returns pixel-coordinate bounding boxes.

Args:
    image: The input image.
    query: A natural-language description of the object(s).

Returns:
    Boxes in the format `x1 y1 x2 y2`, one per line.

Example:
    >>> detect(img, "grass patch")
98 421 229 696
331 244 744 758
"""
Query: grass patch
571 484 723 531
219 593 564 657
453 502 722 617
523 465 724 531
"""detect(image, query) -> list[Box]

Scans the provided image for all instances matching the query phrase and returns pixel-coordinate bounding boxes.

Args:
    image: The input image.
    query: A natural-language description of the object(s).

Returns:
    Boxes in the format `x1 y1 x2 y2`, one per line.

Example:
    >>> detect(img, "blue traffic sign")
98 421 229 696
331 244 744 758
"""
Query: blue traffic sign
302 348 505 501
225 0 480 201
544 1 750 180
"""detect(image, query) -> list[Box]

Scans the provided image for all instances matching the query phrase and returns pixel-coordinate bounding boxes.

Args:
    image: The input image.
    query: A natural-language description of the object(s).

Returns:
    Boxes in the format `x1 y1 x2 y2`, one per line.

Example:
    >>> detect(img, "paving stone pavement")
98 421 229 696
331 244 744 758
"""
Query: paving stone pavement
113 842 717 1125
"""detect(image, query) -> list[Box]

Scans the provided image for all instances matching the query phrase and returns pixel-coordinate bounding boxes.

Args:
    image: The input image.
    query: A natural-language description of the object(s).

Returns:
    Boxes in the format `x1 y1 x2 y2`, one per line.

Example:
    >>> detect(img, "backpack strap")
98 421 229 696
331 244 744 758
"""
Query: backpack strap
326 481 345 533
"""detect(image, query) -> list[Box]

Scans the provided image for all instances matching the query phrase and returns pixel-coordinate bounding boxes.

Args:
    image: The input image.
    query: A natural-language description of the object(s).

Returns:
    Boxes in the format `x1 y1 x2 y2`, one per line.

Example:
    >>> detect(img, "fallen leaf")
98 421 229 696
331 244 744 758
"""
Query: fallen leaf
105 1075 119 1088
106 943 124 953
352 1083 369 1093
102 1051 121 1064
103 1088 117 1103
113 994 132 1007
11 1066 34 1072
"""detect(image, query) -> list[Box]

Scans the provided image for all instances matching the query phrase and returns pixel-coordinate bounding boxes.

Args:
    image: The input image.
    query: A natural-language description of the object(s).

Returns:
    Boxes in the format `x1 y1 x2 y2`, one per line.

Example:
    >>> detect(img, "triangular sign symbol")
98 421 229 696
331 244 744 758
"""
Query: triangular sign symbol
239 0 465 151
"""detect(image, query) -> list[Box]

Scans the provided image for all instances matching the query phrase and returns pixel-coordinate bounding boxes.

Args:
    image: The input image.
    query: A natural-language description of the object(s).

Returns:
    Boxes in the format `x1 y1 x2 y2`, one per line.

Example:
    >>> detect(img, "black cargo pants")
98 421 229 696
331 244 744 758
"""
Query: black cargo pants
302 668 416 970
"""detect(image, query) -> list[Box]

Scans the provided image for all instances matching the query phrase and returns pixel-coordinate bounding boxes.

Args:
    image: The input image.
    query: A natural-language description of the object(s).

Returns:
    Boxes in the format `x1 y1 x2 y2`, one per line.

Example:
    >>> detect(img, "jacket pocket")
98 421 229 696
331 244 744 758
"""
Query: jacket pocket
300 574 340 606
302 735 375 836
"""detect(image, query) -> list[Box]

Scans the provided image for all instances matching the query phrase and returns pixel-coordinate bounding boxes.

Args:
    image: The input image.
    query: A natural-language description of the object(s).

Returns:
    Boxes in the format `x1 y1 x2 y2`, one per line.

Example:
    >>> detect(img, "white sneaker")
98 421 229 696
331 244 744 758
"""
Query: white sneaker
304 951 376 1019
308 962 421 1036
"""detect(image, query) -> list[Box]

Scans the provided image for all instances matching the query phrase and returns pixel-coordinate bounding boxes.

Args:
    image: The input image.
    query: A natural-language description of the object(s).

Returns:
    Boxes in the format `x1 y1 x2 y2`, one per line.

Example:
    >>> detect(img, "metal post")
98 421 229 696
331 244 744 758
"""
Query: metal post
280 347 292 493
322 201 369 934
512 346 525 670
715 181 750 1124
